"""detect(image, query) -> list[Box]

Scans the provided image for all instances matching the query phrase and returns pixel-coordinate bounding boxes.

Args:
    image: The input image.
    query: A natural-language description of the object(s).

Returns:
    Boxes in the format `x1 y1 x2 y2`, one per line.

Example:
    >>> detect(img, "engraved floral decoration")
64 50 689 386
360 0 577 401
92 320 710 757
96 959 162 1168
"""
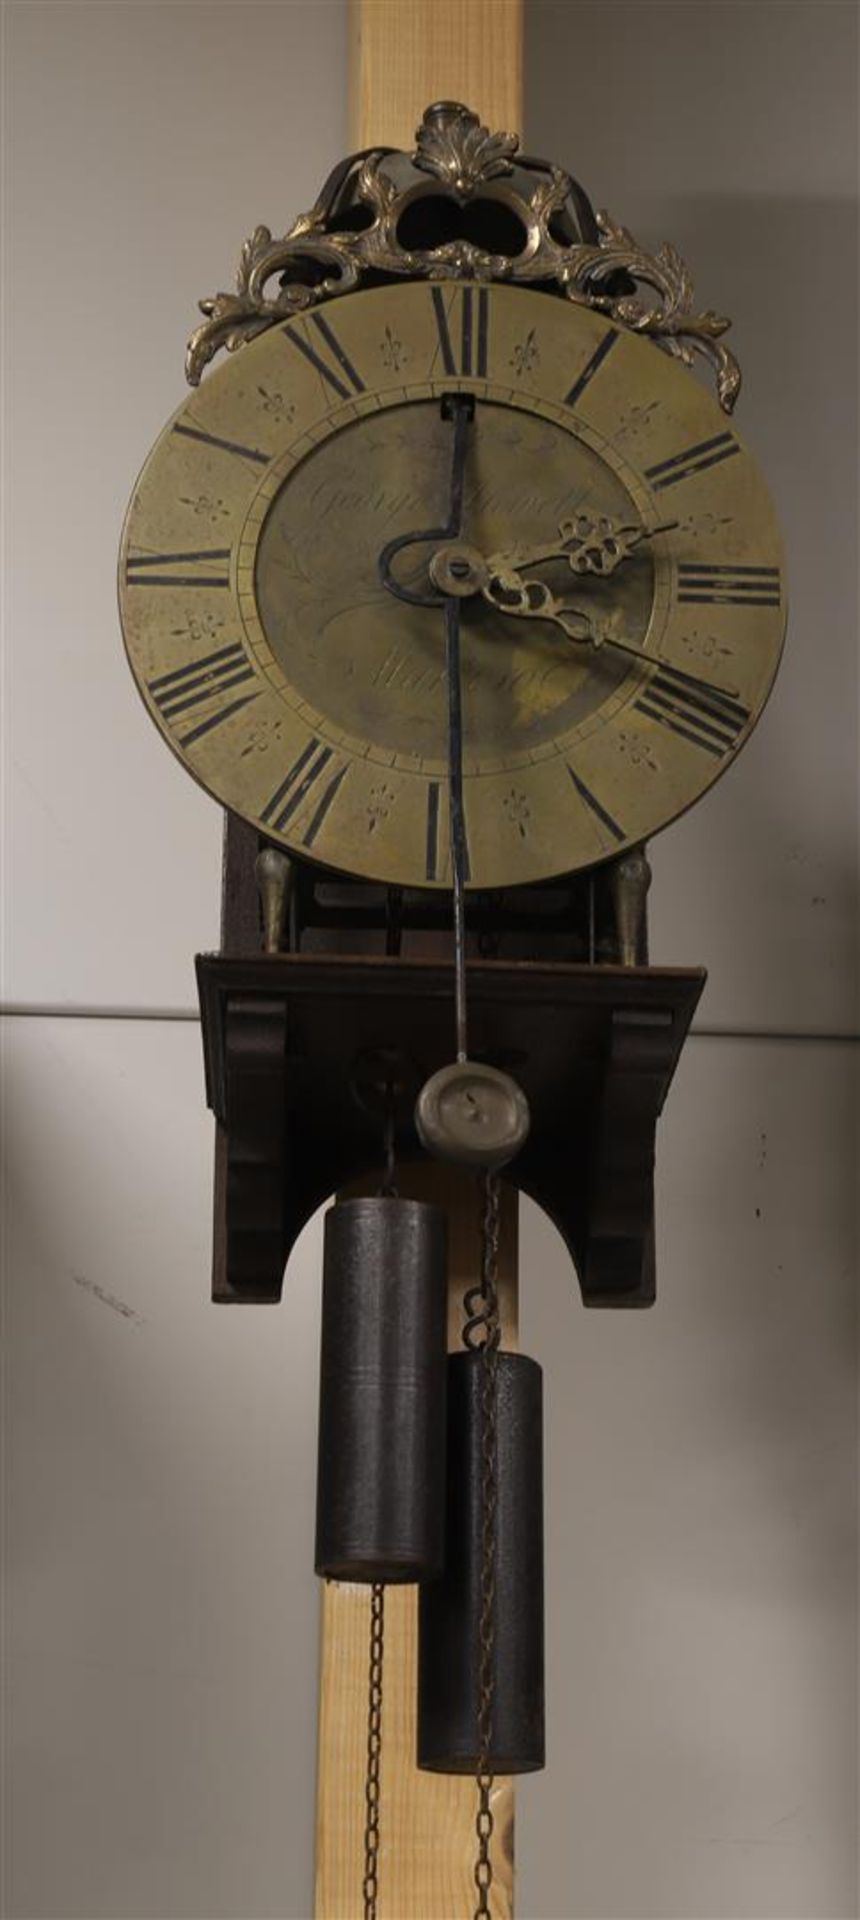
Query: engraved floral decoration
380 325 406 373
171 612 224 645
615 729 660 775
185 101 741 411
367 783 396 833
257 385 295 423
179 491 230 522
502 788 532 838
510 329 540 377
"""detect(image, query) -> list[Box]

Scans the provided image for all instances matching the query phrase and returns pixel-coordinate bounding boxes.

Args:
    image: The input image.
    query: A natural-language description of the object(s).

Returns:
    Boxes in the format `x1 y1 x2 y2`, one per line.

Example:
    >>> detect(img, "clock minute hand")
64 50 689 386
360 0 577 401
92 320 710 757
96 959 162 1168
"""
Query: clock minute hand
481 567 742 703
582 621 741 703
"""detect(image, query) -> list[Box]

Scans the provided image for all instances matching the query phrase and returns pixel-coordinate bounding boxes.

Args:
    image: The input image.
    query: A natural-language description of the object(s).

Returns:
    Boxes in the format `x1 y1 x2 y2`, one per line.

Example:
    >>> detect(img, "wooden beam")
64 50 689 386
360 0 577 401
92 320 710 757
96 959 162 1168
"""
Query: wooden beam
347 0 523 153
316 7 524 1914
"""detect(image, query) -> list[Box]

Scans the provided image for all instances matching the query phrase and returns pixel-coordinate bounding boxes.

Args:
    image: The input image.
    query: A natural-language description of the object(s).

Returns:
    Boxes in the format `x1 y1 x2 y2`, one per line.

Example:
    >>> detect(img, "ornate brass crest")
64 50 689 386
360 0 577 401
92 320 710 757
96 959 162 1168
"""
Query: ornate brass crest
186 101 741 412
412 98 519 190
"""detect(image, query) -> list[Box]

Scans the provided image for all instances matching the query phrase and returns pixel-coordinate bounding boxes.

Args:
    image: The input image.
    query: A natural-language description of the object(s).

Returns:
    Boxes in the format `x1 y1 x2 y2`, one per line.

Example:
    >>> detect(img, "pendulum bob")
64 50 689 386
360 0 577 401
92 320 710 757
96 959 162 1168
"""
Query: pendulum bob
315 1196 448 1583
415 1061 530 1172
417 1350 545 1774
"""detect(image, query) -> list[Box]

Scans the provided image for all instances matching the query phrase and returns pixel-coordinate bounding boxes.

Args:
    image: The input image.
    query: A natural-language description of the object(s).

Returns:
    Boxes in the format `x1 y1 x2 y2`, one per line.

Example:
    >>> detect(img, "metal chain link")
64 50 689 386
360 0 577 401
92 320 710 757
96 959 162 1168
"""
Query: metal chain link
360 1102 398 1919
463 1172 501 1919
362 1581 385 1920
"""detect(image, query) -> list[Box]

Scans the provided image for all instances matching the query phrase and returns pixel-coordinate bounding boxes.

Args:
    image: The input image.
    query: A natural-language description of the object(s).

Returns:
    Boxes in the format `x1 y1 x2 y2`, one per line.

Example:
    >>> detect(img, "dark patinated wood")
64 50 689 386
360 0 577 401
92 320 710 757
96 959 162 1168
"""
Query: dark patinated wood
220 812 261 953
197 949 704 1308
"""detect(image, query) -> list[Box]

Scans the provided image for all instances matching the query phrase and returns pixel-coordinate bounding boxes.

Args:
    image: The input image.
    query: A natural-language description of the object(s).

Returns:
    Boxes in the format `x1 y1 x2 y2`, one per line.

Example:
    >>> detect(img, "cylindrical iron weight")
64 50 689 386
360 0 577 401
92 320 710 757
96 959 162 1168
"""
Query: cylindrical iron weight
417 1349 545 1774
315 1196 448 1583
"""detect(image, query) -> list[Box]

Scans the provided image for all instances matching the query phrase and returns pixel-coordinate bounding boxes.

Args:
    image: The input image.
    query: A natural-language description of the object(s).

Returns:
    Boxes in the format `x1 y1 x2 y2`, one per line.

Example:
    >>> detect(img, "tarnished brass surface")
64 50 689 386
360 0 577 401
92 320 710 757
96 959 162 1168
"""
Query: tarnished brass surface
415 1061 531 1170
607 847 652 966
185 102 740 409
429 542 489 597
254 846 293 953
120 279 785 891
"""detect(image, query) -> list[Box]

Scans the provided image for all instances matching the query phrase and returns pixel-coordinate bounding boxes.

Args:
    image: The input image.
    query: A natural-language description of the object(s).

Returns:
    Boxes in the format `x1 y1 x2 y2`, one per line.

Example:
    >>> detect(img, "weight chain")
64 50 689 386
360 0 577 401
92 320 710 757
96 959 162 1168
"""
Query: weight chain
362 1581 385 1919
464 1172 502 1919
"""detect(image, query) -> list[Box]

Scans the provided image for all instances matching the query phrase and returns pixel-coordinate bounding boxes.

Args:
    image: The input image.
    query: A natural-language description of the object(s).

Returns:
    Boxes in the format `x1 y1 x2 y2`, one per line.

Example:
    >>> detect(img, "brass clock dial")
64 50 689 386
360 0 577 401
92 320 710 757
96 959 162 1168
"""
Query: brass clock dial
119 280 786 889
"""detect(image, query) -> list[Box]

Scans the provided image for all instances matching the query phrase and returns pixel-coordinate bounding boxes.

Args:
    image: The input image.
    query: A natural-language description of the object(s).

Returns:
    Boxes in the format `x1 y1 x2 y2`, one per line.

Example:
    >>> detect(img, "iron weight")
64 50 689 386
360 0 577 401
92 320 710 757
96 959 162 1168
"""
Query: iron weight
315 1196 448 1583
417 1349 545 1773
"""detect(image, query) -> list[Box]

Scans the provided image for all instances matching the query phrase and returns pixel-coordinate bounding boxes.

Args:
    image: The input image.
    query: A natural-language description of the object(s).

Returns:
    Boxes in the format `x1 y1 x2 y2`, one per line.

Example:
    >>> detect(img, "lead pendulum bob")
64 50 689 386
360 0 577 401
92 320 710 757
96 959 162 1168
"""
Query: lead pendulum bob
314 1196 448 1583
418 1349 545 1774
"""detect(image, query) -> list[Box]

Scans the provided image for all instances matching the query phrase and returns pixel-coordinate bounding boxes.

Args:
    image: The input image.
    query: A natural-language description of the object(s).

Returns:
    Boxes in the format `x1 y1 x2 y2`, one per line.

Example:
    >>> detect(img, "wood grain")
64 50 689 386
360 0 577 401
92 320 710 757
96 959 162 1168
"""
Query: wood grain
316 7 523 1913
348 0 523 151
317 1581 513 1919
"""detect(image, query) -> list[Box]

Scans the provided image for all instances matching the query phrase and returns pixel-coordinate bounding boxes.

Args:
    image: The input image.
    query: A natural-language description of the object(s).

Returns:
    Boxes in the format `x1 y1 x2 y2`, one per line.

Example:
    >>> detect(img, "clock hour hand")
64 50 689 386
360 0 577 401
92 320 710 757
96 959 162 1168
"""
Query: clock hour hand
482 565 742 702
486 510 678 582
482 564 597 639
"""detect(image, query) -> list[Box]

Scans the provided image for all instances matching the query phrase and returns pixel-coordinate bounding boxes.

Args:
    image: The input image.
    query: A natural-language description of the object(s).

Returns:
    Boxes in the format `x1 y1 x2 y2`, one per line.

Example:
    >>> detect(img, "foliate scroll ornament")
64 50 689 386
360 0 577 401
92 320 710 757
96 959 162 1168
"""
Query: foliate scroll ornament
559 213 742 413
185 223 360 385
341 149 535 285
185 101 741 411
412 98 519 191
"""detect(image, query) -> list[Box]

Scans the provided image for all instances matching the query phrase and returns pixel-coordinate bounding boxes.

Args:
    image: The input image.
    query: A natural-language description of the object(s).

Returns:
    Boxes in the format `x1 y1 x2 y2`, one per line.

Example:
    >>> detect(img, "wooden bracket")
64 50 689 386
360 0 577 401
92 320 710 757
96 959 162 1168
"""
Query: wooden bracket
197 951 705 1308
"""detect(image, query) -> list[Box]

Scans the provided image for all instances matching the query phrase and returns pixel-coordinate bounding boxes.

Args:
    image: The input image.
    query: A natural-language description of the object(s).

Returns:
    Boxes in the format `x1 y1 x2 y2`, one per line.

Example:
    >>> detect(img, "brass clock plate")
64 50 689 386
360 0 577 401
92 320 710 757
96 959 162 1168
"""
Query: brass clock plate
119 280 786 889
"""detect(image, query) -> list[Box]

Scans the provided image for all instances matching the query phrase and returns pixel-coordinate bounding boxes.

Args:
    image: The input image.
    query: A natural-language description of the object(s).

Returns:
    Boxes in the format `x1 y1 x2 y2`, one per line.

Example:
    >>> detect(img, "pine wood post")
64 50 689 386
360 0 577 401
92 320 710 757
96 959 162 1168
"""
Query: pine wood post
347 0 523 152
314 10 523 1914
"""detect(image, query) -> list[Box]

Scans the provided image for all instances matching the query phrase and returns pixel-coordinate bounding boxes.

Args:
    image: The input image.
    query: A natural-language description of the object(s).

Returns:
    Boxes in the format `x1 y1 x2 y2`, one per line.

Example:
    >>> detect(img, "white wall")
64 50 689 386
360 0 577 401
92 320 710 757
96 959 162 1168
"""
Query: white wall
3 3 857 1917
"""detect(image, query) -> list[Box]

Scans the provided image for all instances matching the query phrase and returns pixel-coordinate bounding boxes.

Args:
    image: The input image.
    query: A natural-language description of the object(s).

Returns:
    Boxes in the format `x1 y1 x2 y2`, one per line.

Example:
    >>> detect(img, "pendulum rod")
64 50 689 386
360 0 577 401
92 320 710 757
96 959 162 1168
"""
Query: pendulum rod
447 595 468 1065
379 389 474 1062
441 397 473 1065
378 390 473 1061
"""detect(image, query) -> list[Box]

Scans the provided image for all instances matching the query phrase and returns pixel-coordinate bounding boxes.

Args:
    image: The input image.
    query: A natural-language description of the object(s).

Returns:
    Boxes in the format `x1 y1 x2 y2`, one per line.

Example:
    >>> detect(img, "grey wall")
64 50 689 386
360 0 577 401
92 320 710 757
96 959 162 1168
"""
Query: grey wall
3 3 857 1918
519 4 858 1915
526 0 859 1036
3 6 346 1917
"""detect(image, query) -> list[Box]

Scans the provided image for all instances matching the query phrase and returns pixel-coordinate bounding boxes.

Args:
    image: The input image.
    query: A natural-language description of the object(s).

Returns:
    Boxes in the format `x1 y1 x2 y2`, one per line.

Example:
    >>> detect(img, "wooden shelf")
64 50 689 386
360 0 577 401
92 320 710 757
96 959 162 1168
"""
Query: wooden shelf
196 951 705 1309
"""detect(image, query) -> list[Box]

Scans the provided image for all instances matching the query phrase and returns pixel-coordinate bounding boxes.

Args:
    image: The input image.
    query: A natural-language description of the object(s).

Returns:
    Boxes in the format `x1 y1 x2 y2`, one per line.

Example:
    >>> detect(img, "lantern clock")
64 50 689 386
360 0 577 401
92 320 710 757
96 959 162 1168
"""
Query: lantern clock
119 103 786 1917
